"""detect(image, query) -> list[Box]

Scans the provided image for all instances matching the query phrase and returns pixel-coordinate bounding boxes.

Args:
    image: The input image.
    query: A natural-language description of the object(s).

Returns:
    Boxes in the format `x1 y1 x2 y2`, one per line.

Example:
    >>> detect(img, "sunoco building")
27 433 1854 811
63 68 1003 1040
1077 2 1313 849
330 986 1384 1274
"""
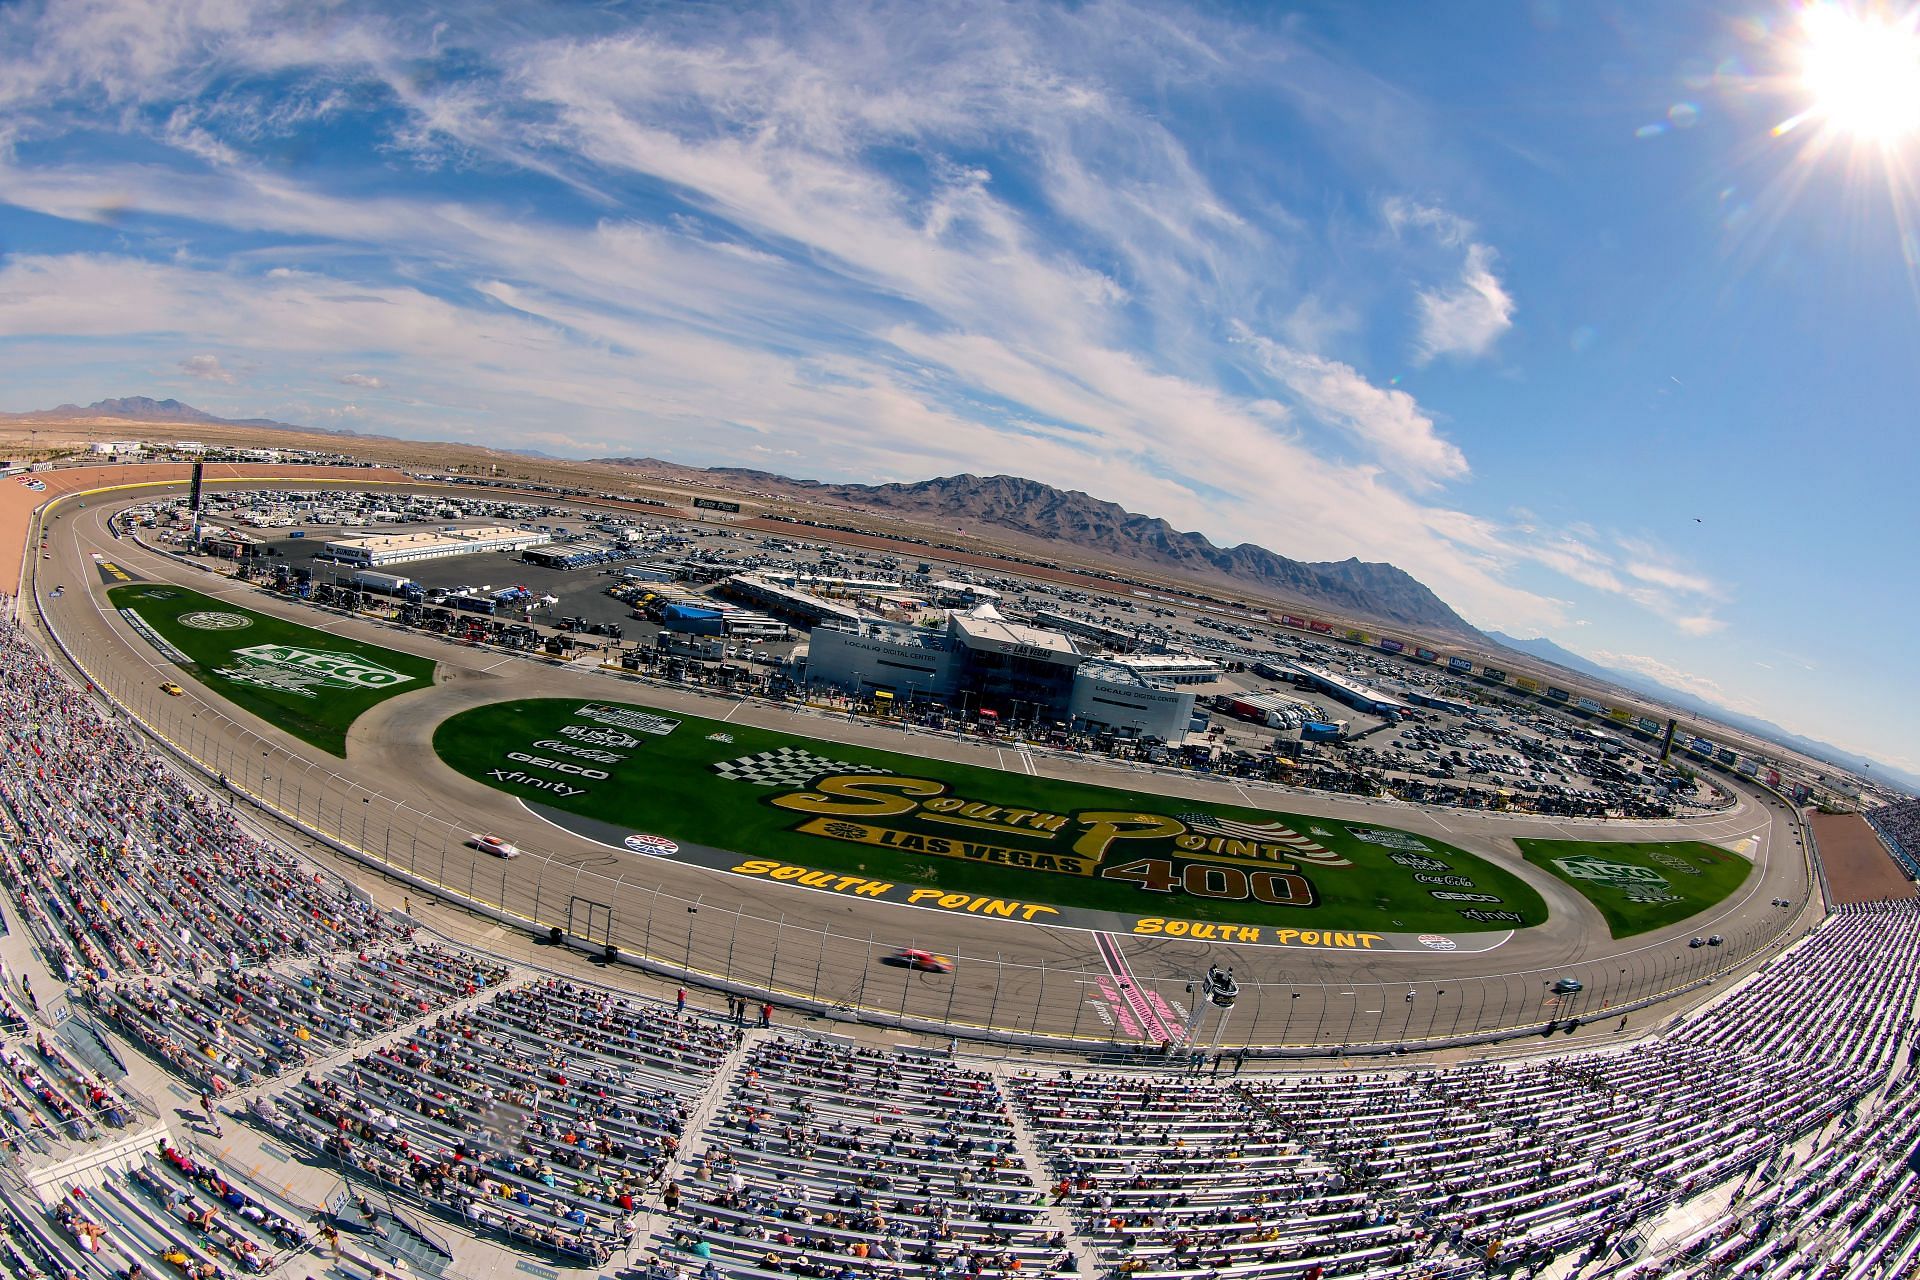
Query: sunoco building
803 605 1202 741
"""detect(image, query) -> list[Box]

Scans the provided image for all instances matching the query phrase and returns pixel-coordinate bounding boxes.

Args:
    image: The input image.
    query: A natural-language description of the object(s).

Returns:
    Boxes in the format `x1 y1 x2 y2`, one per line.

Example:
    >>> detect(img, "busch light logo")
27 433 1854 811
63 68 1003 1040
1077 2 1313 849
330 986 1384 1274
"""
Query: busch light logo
213 644 415 699
572 704 679 736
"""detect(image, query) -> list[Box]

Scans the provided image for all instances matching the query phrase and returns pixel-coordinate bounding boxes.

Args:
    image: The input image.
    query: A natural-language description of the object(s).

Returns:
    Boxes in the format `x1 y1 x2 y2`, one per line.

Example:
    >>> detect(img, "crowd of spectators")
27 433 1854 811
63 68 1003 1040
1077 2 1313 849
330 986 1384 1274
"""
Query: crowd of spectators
674 1036 1065 1278
253 975 733 1264
1866 799 1920 881
0 601 1919 1280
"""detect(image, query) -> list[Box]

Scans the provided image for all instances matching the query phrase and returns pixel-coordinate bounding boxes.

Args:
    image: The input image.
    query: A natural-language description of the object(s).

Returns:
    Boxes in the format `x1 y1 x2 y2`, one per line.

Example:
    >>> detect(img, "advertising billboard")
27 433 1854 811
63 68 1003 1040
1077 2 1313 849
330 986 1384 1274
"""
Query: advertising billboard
1607 708 1634 724
1343 628 1370 644
1414 647 1438 662
692 497 742 513
1689 737 1715 755
1716 747 1738 765
1737 759 1760 776
1480 667 1508 683
1515 676 1541 692
1378 638 1405 654
1280 615 1308 629
1577 697 1605 714
1308 619 1333 633
1636 716 1661 734
1446 656 1474 673
1546 686 1573 702
1765 768 1781 787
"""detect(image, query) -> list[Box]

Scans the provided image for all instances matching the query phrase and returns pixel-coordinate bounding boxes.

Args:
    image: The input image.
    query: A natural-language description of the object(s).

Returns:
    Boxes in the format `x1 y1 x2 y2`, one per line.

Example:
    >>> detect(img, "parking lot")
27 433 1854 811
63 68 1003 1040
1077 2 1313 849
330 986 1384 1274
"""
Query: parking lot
136 486 1722 817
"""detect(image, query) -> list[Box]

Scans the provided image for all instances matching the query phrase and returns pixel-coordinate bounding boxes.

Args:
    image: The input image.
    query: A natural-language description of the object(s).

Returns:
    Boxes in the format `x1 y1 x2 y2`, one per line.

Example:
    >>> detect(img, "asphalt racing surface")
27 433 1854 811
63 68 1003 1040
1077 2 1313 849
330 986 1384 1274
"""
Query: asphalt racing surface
25 479 1823 1054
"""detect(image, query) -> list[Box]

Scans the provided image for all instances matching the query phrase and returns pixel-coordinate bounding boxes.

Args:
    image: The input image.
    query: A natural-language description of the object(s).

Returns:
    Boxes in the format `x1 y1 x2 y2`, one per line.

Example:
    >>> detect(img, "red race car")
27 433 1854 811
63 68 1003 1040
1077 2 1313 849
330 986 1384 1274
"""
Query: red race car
468 833 520 859
881 948 955 974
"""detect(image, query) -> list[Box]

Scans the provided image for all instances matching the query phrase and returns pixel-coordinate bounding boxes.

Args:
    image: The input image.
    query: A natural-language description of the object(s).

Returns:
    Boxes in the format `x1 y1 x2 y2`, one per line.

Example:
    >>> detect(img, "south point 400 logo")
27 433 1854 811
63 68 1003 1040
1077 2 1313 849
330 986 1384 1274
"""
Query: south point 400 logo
741 769 1356 910
211 644 415 700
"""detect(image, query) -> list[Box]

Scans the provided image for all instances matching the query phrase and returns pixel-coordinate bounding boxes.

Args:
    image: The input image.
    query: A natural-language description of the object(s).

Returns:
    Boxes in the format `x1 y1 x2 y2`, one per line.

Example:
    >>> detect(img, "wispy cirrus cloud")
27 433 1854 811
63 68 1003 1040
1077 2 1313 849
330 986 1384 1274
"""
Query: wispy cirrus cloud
177 352 236 383
0 0 1722 645
1384 197 1516 363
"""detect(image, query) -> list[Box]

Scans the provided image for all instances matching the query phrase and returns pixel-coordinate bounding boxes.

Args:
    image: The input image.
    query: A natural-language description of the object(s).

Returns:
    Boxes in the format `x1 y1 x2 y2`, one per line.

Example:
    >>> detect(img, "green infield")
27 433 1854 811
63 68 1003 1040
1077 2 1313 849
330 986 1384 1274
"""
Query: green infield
1514 838 1753 937
108 584 436 755
434 697 1550 935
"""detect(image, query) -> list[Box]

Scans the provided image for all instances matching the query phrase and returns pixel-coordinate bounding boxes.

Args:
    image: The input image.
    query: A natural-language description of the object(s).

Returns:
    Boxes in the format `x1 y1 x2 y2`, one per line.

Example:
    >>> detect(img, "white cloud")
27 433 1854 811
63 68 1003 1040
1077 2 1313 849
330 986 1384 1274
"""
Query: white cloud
1382 196 1473 247
177 352 236 383
1384 198 1515 363
1414 243 1515 362
1239 331 1469 484
1672 613 1727 637
0 1 1734 647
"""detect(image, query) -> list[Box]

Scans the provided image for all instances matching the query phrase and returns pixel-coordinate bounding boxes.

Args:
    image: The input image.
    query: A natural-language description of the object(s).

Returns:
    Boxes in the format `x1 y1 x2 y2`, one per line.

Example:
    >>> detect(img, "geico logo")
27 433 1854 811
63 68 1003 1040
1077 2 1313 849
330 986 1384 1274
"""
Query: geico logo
505 752 609 780
531 739 628 764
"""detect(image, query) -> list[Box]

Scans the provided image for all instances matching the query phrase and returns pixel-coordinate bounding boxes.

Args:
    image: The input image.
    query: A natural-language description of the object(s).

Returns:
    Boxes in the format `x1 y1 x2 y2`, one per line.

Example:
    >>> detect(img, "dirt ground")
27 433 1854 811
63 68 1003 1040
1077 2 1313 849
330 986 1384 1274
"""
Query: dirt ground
1810 810 1918 905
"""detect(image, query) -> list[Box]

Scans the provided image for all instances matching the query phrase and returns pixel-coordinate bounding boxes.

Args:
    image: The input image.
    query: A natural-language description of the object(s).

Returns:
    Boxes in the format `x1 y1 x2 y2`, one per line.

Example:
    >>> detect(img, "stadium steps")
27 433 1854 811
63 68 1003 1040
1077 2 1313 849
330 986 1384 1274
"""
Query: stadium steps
329 1185 455 1278
997 1079 1103 1277
217 961 538 1113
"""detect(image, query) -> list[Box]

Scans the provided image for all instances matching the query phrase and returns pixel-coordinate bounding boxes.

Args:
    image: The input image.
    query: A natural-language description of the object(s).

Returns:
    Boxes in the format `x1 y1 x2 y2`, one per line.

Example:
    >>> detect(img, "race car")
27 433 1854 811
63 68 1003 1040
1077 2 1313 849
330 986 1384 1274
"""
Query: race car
468 833 520 859
159 682 185 697
1550 977 1583 994
881 948 954 974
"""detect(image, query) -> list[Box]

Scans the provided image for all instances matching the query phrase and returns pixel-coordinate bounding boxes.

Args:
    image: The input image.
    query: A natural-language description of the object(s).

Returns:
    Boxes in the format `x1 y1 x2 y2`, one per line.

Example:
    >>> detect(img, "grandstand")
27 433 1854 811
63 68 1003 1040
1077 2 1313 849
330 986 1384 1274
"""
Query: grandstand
1866 797 1920 882
3 601 1920 1280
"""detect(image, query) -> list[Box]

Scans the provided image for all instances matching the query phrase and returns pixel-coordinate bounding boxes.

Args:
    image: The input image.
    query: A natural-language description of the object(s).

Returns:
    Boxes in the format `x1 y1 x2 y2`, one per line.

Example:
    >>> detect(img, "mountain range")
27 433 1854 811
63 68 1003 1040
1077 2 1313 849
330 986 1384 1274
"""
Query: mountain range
1488 631 1920 793
605 461 1481 637
1 396 306 431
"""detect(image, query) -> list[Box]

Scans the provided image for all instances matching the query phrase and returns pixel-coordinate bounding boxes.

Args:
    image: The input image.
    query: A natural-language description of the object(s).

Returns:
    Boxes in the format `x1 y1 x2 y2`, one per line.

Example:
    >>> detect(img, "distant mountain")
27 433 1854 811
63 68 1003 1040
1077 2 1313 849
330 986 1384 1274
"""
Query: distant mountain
604 460 1482 637
1488 631 1920 795
1 396 303 430
1485 631 1628 688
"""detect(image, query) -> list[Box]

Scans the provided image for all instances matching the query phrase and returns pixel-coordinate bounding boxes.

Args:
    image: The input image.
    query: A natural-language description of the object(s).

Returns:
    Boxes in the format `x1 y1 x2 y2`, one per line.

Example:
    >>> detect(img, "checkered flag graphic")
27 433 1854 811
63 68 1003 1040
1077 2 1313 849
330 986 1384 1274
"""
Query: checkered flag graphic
709 748 892 788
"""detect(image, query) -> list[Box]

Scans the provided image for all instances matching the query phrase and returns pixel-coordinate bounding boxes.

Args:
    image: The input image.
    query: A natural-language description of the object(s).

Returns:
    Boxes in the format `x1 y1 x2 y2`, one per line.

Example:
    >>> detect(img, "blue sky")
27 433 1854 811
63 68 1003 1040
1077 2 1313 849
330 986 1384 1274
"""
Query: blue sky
0 0 1916 778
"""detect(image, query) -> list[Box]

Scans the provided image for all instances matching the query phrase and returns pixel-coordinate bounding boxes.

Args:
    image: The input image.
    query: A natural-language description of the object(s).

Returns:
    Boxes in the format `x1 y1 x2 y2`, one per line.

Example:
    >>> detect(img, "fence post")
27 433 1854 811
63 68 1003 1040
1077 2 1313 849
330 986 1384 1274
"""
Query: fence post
770 914 783 988
988 953 1004 1030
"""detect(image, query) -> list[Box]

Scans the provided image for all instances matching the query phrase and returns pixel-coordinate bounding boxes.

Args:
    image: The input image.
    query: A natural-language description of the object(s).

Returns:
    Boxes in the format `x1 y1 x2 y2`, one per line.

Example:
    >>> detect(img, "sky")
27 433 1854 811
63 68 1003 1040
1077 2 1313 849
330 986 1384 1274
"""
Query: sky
0 0 1916 779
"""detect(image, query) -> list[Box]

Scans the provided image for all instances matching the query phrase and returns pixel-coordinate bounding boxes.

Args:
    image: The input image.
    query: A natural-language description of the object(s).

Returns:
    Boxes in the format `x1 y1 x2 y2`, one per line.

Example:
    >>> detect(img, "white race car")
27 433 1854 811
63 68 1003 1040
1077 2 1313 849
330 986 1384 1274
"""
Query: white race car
468 833 520 859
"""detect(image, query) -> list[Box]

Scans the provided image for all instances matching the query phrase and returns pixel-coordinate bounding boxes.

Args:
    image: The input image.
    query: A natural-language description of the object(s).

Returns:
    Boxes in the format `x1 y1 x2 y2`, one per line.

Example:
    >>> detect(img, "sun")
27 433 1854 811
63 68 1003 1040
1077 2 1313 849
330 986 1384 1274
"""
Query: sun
1791 2 1920 142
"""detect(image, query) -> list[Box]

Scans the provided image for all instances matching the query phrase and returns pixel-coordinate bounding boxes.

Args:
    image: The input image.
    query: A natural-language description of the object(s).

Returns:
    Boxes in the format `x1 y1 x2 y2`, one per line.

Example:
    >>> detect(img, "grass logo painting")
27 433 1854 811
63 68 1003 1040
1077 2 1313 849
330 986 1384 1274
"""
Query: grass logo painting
109 584 436 755
435 697 1557 944
213 644 416 698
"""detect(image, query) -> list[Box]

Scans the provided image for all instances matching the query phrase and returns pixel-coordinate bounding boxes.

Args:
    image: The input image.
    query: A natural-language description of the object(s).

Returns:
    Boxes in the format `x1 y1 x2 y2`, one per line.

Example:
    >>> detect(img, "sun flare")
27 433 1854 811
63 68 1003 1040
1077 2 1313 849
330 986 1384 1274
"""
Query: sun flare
1795 3 1920 141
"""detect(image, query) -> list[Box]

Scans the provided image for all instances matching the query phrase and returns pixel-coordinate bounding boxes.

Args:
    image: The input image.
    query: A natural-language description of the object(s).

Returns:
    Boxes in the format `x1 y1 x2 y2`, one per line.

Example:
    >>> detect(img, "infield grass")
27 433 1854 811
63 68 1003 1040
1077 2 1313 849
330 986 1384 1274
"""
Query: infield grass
1515 837 1753 938
108 584 435 755
436 696 1550 932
